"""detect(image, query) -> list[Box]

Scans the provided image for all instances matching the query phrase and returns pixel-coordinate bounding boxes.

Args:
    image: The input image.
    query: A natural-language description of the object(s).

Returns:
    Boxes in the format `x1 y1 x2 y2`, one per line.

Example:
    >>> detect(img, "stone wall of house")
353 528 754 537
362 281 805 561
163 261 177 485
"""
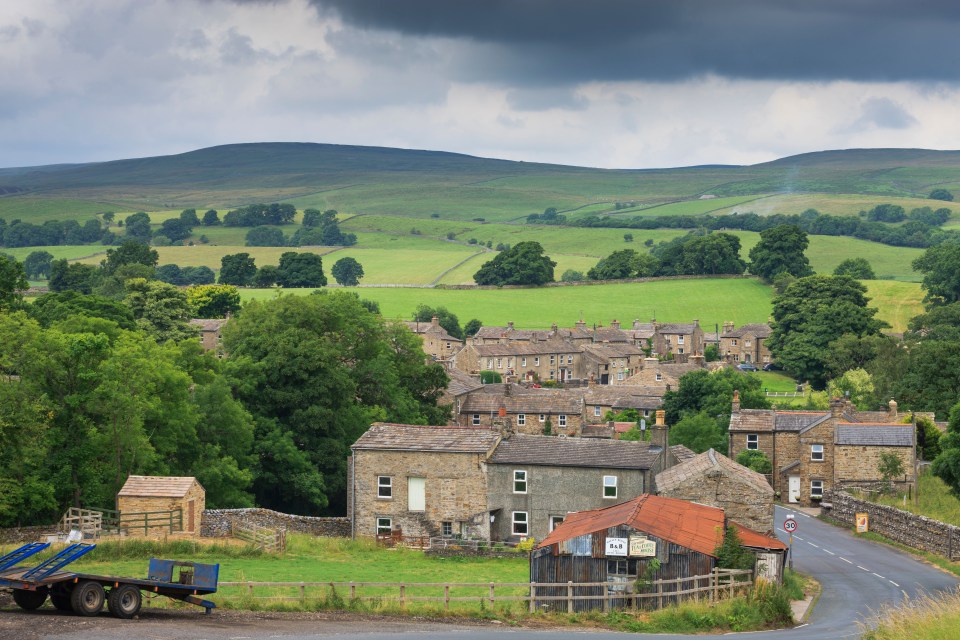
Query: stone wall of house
0 524 59 544
797 419 835 507
200 508 350 539
657 472 774 533
352 450 490 540
117 483 205 535
835 446 914 484
823 490 960 560
772 432 802 497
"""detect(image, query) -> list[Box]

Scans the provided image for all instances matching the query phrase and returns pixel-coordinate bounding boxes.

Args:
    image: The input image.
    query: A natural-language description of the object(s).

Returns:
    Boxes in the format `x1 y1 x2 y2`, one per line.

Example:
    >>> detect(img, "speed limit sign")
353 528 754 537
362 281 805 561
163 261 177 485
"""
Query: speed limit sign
783 517 798 533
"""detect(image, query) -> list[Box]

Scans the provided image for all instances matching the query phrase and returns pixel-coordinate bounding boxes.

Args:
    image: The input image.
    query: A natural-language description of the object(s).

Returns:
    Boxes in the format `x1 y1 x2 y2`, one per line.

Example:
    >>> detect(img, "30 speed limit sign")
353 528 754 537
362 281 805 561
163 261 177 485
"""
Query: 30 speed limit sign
783 517 798 533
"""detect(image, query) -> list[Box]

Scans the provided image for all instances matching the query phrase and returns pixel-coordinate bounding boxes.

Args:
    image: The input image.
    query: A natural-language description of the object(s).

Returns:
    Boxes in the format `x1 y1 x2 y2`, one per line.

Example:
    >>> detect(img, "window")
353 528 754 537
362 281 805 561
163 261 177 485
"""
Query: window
655 372 663 381
567 355 573 364
442 521 453 537
472 414 481 426
550 355 556 365
746 434 758 450
603 475 618 498
487 358 493 368
745 340 752 348
678 336 685 344
643 410 650 417
550 515 565 531
594 405 602 417
521 357 527 367
517 414 526 426
496 358 502 369
408 477 425 511
376 517 392 535
811 444 824 462
508 357 514 368
558 415 567 427
617 372 624 381
512 511 529 536
811 480 824 498
549 370 555 380
534 357 540 366
539 414 546 422
677 347 684 354
513 470 527 493
377 476 392 499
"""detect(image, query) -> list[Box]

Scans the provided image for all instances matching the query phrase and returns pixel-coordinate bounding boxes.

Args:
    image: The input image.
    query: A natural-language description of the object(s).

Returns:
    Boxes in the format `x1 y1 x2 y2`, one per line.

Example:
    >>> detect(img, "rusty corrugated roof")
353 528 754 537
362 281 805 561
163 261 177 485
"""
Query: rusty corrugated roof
733 522 787 550
537 494 726 557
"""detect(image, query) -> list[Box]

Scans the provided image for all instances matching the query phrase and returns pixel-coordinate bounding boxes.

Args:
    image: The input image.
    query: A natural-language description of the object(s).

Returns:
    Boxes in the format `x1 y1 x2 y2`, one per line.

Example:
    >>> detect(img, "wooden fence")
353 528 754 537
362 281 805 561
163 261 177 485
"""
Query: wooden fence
59 508 104 539
217 569 752 613
232 522 286 553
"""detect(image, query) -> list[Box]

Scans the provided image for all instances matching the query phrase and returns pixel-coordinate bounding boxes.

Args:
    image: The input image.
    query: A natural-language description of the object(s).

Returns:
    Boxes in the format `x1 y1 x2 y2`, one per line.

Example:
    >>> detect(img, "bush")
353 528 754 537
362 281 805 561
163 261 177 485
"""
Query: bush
479 370 502 384
736 450 773 474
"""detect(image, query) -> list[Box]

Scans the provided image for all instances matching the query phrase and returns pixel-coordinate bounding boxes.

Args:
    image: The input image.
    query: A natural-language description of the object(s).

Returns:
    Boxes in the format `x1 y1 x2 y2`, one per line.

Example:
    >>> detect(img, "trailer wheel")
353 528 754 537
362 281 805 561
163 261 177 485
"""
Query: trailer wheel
50 590 73 612
107 584 142 619
12 587 48 610
70 580 105 616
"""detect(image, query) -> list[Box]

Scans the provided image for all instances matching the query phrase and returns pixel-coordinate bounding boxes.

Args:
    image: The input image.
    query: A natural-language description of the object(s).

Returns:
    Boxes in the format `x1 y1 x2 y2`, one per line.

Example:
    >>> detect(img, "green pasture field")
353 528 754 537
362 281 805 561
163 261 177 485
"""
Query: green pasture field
711 193 960 219
863 474 960 527
2 245 108 262
0 197 120 223
241 278 775 329
863 281 925 333
619 195 772 217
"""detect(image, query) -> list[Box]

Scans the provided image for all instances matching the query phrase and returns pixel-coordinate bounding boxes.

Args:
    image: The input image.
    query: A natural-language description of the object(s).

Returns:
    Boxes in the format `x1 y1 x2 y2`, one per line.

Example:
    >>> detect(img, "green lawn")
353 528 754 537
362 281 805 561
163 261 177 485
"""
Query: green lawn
864 281 925 333
242 278 775 329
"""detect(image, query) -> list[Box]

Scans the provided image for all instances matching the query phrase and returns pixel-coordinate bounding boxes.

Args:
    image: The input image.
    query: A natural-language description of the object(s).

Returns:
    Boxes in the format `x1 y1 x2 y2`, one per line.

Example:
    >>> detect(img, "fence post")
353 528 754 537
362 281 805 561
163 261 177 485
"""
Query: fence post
603 583 610 613
657 578 663 610
728 571 734 599
300 582 305 605
350 581 356 602
712 567 719 603
489 582 495 607
567 581 574 614
247 582 253 598
444 584 450 611
400 583 405 609
529 583 536 613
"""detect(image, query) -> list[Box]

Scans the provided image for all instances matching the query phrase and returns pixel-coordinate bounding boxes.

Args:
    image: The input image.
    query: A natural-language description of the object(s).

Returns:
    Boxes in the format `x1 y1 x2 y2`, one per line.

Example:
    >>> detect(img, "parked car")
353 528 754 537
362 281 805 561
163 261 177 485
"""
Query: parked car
737 362 759 372
762 362 781 371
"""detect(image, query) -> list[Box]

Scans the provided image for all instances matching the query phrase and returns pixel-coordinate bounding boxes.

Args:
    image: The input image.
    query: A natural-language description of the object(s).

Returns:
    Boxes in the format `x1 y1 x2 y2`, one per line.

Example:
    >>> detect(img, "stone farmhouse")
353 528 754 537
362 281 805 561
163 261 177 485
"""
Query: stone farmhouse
655 448 775 533
719 322 773 365
189 318 227 354
728 395 916 507
349 414 689 543
404 316 464 361
653 321 705 359
456 384 585 434
453 337 586 383
615 358 707 392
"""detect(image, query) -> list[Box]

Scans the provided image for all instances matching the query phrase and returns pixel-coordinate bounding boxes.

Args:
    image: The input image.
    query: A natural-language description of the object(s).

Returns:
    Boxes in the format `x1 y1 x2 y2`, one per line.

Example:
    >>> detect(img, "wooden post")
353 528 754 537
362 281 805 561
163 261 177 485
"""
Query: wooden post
350 582 356 601
657 578 663 609
603 583 610 613
444 584 450 611
728 572 734 599
529 582 536 613
489 582 495 607
299 582 305 604
567 581 574 614
399 583 405 609
712 567 719 603
247 582 253 598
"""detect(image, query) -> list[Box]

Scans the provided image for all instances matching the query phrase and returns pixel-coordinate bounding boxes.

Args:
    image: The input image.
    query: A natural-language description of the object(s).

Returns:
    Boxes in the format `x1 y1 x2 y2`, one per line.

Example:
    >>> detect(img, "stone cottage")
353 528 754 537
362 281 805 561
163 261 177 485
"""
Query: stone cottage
655 448 775 533
719 322 773 365
455 384 584 434
404 316 464 361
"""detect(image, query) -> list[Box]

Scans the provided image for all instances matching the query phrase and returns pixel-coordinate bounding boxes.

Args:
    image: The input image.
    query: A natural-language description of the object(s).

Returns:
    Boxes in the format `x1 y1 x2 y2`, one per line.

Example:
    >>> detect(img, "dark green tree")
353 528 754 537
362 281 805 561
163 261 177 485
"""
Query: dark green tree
158 218 193 243
588 249 658 280
913 243 960 307
251 265 279 287
219 253 257 286
48 260 100 294
186 284 241 319
748 224 814 281
906 302 960 342
245 226 287 247
663 367 769 428
929 188 954 202
833 257 876 280
202 209 220 226
473 241 556 286
413 305 463 340
101 241 159 276
124 211 152 240
276 252 327 288
331 257 364 286
768 275 886 389
736 450 773 474
0 254 28 311
23 250 54 279
28 291 136 330
124 278 195 343
179 209 200 227
933 401 960 496
464 318 483 337
669 412 727 453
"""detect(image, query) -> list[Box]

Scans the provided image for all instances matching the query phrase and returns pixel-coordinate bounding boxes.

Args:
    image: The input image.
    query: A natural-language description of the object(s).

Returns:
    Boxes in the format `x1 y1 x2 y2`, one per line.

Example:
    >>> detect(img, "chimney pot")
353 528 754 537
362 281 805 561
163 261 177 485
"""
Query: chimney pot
431 315 439 327
732 389 741 412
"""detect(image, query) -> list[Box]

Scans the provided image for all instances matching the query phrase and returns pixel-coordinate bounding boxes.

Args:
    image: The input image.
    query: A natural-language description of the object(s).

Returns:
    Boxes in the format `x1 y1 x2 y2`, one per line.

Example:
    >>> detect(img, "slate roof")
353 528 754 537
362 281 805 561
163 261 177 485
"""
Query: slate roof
581 343 645 360
404 321 462 342
720 323 772 339
835 424 914 447
655 448 772 496
352 423 500 453
459 389 583 415
658 323 699 334
118 476 201 498
729 410 829 433
671 445 697 463
536 494 726 557
472 338 581 357
490 434 661 470
189 319 227 332
446 369 484 397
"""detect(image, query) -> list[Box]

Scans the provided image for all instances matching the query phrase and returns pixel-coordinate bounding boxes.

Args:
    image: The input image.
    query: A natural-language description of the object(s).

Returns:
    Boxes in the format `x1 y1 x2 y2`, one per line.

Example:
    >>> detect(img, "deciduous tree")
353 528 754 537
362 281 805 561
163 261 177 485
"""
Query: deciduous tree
747 224 814 281
331 257 364 286
473 241 556 286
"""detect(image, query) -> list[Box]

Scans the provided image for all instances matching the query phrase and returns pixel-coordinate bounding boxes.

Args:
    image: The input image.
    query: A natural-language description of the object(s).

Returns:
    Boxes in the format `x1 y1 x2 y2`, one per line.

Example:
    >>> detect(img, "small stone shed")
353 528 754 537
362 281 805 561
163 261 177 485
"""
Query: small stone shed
117 476 205 534
655 448 775 533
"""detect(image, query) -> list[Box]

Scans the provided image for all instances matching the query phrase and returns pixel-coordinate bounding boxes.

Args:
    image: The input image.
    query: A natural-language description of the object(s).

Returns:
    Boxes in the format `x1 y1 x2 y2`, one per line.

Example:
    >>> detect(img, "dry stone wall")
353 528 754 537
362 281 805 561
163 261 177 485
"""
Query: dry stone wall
0 524 59 544
201 508 350 539
823 490 960 560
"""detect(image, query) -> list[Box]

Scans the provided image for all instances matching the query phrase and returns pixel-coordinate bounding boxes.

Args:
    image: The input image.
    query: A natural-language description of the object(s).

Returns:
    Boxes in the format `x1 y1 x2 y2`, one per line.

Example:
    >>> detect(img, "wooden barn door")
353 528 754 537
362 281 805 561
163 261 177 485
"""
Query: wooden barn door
188 499 195 532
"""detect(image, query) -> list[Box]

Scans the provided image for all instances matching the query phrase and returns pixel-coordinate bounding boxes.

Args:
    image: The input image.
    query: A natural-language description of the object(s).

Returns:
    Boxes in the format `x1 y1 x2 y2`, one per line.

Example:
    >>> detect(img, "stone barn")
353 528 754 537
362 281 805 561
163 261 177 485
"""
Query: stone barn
117 476 205 535
655 448 774 533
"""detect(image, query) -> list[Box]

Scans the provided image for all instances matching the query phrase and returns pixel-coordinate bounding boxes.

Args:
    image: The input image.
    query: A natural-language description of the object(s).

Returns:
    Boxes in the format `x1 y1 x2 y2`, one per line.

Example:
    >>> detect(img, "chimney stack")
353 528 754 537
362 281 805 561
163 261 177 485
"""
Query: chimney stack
732 389 740 413
611 319 621 330
830 397 845 418
723 321 735 333
888 398 898 420
431 315 440 328
575 319 587 330
652 410 673 470
507 321 514 331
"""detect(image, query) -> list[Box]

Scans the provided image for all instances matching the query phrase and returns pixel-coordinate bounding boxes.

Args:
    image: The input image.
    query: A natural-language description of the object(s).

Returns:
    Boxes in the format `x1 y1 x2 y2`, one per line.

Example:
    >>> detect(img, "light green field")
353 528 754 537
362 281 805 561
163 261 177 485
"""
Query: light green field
0 197 120 222
864 280 925 333
713 193 960 219
623 195 772 217
241 278 775 329
2 245 109 261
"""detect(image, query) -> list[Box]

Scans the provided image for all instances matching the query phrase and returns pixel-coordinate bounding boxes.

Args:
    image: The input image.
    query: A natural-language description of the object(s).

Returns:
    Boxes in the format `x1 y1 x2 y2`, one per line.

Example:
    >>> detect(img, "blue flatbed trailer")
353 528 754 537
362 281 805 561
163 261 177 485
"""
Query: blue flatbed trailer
0 542 219 618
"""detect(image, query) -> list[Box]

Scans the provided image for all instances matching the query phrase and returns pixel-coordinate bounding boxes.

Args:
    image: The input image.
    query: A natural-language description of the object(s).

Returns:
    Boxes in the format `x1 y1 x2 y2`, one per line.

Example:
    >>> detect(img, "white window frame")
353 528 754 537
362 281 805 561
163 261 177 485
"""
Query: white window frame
550 515 565 531
512 511 529 536
558 415 567 427
496 358 502 369
521 357 527 367
472 414 481 426
534 357 540 366
678 347 684 354
678 335 684 344
539 414 546 422
655 372 663 381
617 371 624 381
594 405 602 417
376 517 392 535
811 480 824 498
550 355 556 365
603 475 618 499
513 470 527 494
567 355 573 364
377 476 392 499
487 358 493 369
746 434 758 450
517 414 526 426
811 444 824 462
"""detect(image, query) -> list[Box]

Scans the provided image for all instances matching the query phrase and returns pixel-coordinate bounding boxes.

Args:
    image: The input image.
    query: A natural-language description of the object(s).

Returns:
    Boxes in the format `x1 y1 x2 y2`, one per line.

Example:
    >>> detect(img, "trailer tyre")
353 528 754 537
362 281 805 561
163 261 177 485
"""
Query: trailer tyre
107 584 142 619
50 590 73 611
70 580 105 616
12 587 48 610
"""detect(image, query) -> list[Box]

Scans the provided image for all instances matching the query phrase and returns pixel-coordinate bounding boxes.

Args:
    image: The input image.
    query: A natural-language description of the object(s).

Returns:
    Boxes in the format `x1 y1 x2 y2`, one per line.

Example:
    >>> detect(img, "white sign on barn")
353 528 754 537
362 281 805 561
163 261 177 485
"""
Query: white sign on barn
605 537 628 556
629 535 657 557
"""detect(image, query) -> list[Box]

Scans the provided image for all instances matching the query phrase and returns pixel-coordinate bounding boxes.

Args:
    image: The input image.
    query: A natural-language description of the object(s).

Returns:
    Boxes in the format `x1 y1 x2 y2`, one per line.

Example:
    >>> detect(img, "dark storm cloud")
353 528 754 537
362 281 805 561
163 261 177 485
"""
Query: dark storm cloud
307 0 960 84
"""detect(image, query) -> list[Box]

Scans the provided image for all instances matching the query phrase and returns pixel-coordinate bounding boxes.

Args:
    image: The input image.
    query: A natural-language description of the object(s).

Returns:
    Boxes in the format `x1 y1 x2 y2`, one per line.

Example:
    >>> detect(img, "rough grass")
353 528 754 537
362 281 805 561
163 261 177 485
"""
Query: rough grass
861 590 960 640
864 281 925 333
862 473 960 527
713 193 960 220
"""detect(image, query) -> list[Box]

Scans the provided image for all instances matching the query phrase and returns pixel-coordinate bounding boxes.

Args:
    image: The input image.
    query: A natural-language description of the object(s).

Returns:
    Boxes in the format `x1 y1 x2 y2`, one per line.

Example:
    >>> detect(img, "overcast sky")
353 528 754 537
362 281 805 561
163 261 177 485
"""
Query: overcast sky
3 0 960 169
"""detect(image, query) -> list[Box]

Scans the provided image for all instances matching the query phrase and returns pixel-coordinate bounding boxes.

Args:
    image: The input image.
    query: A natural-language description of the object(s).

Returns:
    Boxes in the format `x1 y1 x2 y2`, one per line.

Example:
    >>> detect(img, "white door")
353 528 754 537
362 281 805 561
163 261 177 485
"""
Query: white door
408 477 425 511
788 476 800 503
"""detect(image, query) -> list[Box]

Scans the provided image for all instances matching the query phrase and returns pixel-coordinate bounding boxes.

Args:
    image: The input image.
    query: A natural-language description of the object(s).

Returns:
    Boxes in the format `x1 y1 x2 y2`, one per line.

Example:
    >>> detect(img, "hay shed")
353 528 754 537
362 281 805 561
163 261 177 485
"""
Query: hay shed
117 476 205 534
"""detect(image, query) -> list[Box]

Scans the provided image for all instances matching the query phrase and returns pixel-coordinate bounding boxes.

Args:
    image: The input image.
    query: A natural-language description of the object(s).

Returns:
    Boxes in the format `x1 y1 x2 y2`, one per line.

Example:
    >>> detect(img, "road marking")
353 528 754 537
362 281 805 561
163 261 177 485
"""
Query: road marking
873 573 886 579
857 565 870 571
824 549 836 556
808 542 819 548
889 580 900 587
840 557 853 564
795 536 804 541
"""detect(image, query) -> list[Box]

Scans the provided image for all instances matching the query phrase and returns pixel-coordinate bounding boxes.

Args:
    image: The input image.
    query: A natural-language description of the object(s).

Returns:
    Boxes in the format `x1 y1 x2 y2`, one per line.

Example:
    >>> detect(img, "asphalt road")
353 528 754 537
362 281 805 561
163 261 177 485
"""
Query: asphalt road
6 505 958 640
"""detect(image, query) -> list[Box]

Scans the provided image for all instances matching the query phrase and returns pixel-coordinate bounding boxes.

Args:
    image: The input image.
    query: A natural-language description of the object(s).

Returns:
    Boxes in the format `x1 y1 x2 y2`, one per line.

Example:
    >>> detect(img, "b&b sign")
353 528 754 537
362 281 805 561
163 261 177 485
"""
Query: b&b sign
605 537 628 557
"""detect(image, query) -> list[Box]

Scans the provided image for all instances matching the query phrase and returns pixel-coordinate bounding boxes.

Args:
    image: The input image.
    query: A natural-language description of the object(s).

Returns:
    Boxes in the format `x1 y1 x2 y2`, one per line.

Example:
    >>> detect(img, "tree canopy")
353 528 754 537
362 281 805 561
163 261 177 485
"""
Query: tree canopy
747 224 814 281
588 249 657 280
219 253 257 286
833 257 876 280
0 254 28 311
331 257 365 286
276 252 327 288
413 304 463 340
473 241 556 286
929 188 954 202
913 242 960 307
24 251 54 279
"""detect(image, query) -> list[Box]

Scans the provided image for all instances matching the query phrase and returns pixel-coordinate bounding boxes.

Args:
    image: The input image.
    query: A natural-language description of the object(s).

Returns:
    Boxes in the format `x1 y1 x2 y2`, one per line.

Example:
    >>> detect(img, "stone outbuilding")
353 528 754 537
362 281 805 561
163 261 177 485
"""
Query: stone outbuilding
655 448 775 533
116 476 205 534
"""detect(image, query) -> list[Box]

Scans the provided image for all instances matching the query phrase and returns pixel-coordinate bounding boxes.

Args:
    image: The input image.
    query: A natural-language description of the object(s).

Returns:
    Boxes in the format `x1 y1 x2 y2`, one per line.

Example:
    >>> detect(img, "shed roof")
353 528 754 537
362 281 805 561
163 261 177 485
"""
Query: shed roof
835 424 914 447
118 476 201 498
537 494 726 557
352 423 500 453
655 448 772 497
733 522 787 550
490 434 661 470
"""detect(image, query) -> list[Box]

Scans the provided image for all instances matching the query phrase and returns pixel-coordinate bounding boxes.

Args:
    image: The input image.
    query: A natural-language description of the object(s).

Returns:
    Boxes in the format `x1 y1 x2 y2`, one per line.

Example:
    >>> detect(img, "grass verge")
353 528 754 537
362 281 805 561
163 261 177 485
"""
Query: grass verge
860 590 960 640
